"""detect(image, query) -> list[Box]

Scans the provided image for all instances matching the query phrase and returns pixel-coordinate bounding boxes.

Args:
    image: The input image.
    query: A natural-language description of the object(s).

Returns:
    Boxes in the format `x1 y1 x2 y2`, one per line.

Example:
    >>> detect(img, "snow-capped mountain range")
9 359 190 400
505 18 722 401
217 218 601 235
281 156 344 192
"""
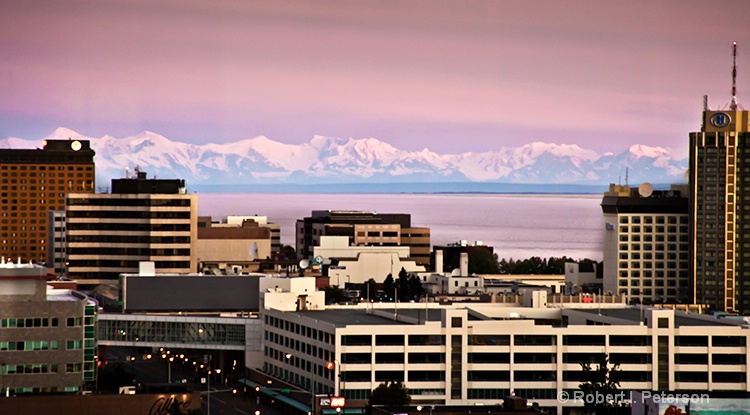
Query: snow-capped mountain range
1 128 688 186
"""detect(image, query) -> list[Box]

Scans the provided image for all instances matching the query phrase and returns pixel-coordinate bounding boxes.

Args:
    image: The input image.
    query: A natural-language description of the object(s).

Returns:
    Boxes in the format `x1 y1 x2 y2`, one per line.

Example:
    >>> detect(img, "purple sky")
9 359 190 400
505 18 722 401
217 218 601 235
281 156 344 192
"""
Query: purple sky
1 0 749 154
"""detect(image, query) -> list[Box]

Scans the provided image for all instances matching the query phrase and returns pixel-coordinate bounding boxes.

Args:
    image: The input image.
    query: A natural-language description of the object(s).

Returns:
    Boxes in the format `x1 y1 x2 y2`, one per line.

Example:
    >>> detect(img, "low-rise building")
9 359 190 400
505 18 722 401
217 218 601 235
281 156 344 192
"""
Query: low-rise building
0 261 97 395
258 296 750 414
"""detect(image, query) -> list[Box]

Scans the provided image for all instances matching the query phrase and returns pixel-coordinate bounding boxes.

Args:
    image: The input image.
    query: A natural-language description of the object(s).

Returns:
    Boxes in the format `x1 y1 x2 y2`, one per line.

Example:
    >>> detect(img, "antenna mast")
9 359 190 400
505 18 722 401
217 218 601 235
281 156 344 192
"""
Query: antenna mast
731 41 740 110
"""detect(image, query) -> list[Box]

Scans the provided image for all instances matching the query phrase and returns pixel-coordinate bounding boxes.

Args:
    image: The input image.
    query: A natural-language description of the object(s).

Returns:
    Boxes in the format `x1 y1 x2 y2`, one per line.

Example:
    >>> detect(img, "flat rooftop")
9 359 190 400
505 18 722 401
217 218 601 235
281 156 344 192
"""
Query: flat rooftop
295 309 405 327
574 307 745 328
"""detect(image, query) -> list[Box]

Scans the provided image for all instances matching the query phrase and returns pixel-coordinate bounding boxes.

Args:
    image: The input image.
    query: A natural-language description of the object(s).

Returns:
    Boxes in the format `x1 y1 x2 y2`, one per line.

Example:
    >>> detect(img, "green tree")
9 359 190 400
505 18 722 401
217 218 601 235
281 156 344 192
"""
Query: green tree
324 286 347 304
363 278 378 301
578 354 628 414
383 273 395 301
280 245 297 261
368 381 411 406
467 249 500 274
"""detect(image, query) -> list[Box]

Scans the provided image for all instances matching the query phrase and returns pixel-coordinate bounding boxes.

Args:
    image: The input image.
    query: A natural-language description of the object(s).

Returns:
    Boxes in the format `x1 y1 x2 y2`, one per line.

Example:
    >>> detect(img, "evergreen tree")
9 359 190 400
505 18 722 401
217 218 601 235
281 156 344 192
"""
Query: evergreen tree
368 381 411 406
383 273 395 301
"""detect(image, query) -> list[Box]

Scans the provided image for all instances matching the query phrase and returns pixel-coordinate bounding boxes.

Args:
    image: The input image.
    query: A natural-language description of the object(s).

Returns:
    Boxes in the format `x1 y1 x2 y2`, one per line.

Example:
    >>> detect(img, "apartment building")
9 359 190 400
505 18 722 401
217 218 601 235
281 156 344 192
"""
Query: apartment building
66 171 197 281
600 183 690 304
0 139 95 264
260 299 750 414
0 262 97 395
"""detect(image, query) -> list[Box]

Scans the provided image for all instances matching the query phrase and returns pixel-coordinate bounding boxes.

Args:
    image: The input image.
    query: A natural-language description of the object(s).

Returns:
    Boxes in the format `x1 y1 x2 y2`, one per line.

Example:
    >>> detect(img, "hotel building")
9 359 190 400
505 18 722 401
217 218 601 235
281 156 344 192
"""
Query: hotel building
65 171 197 281
689 102 750 313
0 139 95 264
601 183 690 304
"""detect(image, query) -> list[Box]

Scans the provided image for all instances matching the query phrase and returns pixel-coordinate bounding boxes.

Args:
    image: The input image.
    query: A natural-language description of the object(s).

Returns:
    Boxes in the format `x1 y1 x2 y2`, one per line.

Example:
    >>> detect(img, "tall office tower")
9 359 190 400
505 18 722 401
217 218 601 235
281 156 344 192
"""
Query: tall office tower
66 171 197 281
0 139 95 264
0 262 98 395
295 210 431 265
601 183 690 304
689 42 750 313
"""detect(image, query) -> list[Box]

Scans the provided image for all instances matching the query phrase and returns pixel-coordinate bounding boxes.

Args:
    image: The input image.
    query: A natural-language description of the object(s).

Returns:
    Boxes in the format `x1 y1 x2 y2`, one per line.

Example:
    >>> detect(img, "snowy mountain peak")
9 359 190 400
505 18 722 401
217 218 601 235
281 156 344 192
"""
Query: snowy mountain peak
4 128 688 186
48 127 86 139
628 144 670 158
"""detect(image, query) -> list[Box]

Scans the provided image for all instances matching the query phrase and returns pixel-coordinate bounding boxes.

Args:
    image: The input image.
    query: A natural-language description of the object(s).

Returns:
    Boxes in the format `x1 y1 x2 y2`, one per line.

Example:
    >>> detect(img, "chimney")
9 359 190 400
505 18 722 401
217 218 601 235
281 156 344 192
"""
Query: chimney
460 252 469 276
435 250 443 274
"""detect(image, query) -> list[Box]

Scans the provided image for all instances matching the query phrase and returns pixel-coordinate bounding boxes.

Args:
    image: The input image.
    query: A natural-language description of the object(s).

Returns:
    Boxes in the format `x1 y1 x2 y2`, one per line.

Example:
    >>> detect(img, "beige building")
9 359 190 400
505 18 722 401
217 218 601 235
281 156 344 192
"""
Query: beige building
66 172 197 281
197 216 273 274
601 183 690 305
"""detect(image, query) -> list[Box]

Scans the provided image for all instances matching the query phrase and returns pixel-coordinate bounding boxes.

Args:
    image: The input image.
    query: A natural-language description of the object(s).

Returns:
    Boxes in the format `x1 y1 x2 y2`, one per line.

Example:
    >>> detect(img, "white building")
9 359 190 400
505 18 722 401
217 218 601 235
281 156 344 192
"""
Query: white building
316 236 425 286
259 299 750 414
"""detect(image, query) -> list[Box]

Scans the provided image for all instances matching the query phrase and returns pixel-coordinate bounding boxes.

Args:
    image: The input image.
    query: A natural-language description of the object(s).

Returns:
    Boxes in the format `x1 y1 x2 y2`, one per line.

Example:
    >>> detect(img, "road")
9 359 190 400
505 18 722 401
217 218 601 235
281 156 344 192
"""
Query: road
103 346 288 415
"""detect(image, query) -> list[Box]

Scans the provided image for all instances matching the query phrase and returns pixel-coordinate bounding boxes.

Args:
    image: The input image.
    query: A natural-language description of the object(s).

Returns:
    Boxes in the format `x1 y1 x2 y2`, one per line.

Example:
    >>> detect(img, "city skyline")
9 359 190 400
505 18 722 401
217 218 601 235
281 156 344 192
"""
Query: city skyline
2 0 749 155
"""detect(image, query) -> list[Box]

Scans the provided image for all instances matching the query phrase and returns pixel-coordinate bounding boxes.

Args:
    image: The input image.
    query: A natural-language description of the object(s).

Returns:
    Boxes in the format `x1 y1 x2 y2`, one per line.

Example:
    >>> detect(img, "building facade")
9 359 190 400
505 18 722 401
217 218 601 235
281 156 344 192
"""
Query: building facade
689 105 750 313
0 262 97 395
65 172 197 280
601 183 690 304
296 211 430 266
260 302 750 414
0 139 95 264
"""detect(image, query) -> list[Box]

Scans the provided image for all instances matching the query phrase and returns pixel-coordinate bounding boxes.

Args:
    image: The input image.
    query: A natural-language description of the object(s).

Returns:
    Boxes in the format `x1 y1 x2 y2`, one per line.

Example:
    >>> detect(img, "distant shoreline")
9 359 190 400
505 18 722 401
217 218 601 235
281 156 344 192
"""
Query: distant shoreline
188 181 676 195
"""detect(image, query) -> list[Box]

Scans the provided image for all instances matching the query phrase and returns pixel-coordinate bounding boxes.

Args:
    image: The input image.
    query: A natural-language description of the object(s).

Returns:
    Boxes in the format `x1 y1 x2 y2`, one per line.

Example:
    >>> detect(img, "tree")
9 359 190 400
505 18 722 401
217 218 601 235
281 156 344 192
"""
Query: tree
467 249 500 274
368 381 411 406
280 245 297 261
324 285 347 304
578 354 629 414
383 273 395 301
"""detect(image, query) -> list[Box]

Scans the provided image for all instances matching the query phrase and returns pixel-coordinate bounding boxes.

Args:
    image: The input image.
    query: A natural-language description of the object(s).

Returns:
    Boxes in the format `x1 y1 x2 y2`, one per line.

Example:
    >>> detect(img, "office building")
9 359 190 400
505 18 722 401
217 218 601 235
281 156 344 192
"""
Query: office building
260 297 750 414
0 139 95 264
65 171 197 281
0 261 97 395
296 210 430 266
601 183 690 304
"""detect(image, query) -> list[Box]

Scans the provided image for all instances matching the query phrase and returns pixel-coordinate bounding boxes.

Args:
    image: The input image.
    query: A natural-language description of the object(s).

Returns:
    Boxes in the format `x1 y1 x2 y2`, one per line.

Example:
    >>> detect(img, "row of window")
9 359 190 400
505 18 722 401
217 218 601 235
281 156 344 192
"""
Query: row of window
619 216 686 225
0 317 69 328
0 341 59 351
334 334 749 347
1 364 59 374
67 198 191 207
265 317 334 344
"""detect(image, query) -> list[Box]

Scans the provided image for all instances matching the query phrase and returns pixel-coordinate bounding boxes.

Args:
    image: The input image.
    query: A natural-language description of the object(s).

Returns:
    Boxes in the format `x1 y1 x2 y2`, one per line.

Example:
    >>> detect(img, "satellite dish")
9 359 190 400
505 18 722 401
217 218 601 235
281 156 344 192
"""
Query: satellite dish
451 268 461 277
638 182 653 198
299 259 310 269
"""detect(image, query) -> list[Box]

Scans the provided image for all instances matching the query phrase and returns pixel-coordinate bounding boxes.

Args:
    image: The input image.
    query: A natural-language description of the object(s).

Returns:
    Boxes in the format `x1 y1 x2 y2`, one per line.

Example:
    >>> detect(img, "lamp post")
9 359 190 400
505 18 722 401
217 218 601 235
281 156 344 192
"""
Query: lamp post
208 368 221 415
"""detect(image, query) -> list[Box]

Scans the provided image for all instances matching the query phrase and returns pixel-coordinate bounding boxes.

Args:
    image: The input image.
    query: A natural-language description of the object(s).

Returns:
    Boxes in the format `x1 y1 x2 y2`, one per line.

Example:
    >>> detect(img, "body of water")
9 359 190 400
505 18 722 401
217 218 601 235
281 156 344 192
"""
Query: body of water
197 193 605 262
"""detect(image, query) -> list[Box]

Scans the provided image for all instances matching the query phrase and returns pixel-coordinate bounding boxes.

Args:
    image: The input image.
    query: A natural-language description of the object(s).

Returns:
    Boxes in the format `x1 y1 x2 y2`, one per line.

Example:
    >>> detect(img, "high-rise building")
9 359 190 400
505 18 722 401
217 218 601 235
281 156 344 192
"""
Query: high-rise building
65 171 197 281
601 183 690 304
0 139 95 264
689 105 750 313
295 210 430 265
689 43 750 313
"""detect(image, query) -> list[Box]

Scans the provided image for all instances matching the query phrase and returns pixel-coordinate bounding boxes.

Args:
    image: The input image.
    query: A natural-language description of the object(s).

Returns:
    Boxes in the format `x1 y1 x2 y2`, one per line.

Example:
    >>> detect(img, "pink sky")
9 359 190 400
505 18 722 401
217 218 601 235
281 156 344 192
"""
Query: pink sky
1 0 749 154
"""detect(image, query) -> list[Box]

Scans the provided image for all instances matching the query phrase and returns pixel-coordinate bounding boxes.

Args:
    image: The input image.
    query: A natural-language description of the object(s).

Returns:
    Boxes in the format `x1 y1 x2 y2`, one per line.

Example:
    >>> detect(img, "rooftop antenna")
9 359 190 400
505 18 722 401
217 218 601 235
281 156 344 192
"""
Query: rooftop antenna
625 167 629 187
730 42 744 110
